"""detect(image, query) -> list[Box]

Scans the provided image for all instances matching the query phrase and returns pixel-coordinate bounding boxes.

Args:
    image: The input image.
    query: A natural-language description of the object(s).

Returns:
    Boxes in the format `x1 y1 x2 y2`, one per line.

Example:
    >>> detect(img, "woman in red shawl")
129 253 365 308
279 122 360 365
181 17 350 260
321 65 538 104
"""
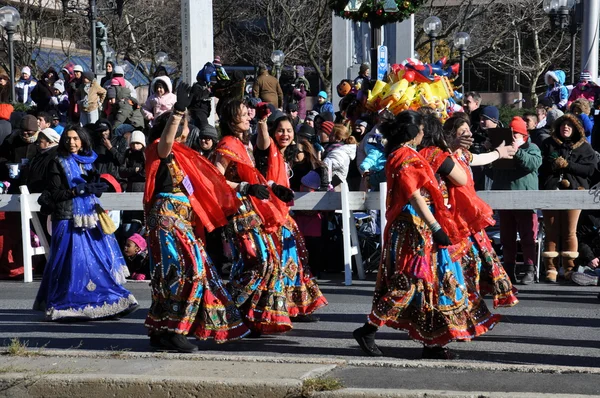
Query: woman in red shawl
253 112 328 322
353 111 497 360
438 115 519 308
143 85 249 353
214 100 293 336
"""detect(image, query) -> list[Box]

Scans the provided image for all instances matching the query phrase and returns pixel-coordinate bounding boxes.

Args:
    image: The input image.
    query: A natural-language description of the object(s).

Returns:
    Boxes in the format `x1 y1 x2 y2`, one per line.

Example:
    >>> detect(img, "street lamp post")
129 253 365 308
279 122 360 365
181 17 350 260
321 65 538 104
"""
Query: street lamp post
543 0 579 85
0 6 20 104
271 50 285 81
454 32 470 96
423 16 442 64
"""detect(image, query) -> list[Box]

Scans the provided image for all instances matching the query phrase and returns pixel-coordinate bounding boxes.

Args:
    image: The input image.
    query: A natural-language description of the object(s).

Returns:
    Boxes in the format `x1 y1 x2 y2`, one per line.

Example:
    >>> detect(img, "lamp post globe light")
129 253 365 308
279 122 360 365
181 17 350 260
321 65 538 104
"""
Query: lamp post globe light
0 6 20 103
454 31 470 96
423 16 442 64
155 51 169 65
271 50 285 81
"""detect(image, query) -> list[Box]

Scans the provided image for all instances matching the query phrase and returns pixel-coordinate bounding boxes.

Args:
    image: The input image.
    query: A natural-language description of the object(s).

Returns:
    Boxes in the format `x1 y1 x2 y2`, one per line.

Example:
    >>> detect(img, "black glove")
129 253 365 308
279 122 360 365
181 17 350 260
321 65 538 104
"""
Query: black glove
83 170 100 184
86 182 109 197
73 183 87 197
247 184 270 200
432 229 452 246
174 82 193 112
271 183 294 202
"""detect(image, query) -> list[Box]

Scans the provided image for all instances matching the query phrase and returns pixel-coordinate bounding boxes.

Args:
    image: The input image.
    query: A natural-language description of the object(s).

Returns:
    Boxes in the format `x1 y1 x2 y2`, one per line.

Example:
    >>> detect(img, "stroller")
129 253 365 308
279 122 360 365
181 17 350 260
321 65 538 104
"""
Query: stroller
355 211 381 273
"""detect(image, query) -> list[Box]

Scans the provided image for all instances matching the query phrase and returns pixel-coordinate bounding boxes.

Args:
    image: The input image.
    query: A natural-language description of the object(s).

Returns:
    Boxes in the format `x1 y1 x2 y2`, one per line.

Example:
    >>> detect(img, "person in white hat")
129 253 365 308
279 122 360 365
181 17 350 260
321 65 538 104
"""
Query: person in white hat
26 128 61 193
121 130 146 193
15 66 38 105
108 65 137 99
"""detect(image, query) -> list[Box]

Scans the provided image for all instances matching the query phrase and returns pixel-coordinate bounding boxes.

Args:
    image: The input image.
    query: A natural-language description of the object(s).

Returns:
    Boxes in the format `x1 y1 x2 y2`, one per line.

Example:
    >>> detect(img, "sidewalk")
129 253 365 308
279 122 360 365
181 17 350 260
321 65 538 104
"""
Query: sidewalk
1 349 599 398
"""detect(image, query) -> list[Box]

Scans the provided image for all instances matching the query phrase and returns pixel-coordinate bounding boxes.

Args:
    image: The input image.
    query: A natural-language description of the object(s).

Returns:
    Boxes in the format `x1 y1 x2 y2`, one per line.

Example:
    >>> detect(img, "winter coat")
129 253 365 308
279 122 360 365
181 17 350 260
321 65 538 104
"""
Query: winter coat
92 134 128 181
27 146 58 193
0 120 11 146
539 114 598 191
359 134 386 175
188 83 212 127
323 143 357 184
293 85 308 121
30 81 54 112
0 132 39 193
142 76 177 120
79 80 107 112
567 82 600 108
578 113 594 142
15 77 37 105
545 70 569 110
49 93 70 122
252 73 283 108
491 140 541 191
107 87 145 129
313 101 334 115
104 78 137 99
42 157 75 220
119 148 146 192
576 210 600 265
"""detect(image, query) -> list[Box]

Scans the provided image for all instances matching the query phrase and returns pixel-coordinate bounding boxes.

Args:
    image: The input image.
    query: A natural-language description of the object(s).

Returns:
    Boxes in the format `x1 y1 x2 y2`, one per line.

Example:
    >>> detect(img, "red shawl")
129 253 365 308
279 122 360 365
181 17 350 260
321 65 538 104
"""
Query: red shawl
216 136 288 232
144 140 240 233
265 137 290 188
385 146 465 244
451 150 495 232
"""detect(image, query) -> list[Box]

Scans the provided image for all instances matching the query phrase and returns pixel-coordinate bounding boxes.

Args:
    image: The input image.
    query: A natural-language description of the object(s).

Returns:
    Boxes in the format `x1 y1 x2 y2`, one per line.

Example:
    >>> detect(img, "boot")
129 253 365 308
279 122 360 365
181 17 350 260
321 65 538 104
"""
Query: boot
542 251 559 283
503 263 517 286
560 251 578 281
159 332 199 353
353 323 383 357
519 265 535 285
422 345 459 360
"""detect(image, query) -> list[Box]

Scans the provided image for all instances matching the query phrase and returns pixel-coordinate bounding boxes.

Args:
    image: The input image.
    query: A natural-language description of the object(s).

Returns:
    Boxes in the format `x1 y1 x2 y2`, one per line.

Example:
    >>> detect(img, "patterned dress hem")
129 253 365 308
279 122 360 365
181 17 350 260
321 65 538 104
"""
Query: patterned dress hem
36 295 138 321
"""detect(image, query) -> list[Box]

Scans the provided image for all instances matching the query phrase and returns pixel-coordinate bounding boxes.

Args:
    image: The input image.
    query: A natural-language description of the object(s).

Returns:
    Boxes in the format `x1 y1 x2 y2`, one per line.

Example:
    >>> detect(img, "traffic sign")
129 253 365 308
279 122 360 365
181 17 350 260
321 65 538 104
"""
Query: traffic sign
377 45 388 81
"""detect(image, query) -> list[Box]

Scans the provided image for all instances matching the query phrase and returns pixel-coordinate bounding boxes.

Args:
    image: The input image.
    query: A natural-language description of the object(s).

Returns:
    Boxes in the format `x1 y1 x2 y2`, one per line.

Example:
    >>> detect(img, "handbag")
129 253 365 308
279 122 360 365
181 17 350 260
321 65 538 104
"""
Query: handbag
95 204 117 235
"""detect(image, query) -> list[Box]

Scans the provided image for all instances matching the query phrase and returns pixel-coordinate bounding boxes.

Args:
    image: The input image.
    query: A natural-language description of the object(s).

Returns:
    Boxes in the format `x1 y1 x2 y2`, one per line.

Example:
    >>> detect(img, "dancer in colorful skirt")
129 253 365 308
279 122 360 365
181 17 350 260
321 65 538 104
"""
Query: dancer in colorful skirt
253 110 328 321
214 100 292 335
34 125 138 321
439 115 519 308
144 86 249 353
353 111 497 360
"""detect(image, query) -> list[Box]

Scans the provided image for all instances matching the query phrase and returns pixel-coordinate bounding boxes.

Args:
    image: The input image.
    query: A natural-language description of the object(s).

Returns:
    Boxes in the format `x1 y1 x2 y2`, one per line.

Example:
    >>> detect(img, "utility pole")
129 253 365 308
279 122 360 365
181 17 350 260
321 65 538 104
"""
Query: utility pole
581 0 599 81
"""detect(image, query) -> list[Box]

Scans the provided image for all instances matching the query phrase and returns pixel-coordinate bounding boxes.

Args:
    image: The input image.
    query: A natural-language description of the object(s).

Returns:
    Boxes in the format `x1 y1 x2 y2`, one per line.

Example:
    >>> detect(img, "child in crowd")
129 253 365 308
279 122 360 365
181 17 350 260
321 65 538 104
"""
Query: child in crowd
358 132 386 191
123 233 149 280
78 71 106 126
120 130 146 193
142 77 176 124
49 80 69 124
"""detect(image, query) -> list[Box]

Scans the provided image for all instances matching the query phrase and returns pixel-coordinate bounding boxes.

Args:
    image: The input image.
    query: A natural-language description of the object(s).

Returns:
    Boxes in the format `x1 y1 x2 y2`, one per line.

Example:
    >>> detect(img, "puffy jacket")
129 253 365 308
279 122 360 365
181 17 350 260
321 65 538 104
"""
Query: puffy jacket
578 113 594 142
491 140 541 191
567 82 600 109
313 101 334 115
15 77 37 105
359 134 386 175
539 113 598 190
324 143 357 184
43 157 74 220
545 70 569 110
142 76 177 120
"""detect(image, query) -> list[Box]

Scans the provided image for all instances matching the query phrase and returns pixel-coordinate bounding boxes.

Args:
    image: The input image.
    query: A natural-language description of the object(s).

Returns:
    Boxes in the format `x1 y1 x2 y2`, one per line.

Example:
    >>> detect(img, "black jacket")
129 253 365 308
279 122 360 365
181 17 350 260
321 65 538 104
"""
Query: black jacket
577 210 600 265
0 132 38 193
539 114 598 191
92 135 128 181
27 146 58 193
42 157 75 220
119 149 146 192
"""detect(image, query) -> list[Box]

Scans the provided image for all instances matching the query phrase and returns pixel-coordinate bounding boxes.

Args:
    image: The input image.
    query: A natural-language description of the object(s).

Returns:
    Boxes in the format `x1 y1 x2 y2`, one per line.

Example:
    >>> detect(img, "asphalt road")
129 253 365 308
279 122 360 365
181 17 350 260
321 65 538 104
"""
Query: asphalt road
2 275 600 368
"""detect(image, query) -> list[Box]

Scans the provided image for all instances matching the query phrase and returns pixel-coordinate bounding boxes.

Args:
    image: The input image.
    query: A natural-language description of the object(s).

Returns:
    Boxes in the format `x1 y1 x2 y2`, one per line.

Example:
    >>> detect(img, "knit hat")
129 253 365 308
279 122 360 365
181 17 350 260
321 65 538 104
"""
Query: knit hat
21 66 31 75
82 71 95 82
359 62 370 74
73 65 83 73
53 80 65 94
129 130 146 147
21 115 38 132
509 116 528 137
100 173 122 193
199 124 219 140
580 70 592 82
356 119 368 128
39 128 60 143
213 56 222 68
320 121 334 136
318 91 328 100
94 119 113 134
297 124 316 141
0 104 13 121
305 113 316 122
546 108 564 127
113 65 125 76
127 233 147 251
480 106 500 124
287 103 298 113
301 170 321 191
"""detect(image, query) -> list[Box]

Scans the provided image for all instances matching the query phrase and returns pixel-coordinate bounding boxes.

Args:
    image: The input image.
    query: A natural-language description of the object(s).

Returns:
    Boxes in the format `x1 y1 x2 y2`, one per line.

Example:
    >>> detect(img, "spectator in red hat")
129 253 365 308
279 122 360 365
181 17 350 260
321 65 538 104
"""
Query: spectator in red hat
491 116 542 285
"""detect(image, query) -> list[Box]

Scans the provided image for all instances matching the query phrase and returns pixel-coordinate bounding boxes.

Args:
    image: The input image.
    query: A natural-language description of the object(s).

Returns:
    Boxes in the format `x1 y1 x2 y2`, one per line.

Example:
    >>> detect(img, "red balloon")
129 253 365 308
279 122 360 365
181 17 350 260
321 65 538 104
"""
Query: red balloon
404 70 416 83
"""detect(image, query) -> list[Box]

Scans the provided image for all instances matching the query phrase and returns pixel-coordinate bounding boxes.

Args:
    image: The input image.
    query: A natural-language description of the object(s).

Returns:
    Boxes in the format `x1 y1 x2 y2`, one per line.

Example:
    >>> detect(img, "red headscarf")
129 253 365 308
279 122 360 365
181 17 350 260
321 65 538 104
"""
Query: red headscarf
216 136 288 232
144 140 240 233
385 146 465 244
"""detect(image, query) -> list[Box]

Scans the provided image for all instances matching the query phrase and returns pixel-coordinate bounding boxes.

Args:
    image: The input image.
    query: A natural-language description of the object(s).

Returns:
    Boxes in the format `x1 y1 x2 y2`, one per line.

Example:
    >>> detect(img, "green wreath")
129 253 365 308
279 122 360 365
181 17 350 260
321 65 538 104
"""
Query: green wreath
329 0 425 27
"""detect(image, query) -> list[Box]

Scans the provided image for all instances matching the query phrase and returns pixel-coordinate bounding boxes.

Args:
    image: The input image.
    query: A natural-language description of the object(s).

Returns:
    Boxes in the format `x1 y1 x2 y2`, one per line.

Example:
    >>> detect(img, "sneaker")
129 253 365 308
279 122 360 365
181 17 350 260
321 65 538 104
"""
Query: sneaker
293 314 320 323
159 333 198 353
353 326 383 357
571 272 599 286
422 346 458 360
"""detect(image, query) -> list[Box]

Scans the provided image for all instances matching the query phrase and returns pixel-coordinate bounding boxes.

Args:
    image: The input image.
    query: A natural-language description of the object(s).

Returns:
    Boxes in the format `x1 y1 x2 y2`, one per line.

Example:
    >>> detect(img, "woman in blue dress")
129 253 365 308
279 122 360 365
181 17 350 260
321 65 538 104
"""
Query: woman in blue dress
34 125 138 321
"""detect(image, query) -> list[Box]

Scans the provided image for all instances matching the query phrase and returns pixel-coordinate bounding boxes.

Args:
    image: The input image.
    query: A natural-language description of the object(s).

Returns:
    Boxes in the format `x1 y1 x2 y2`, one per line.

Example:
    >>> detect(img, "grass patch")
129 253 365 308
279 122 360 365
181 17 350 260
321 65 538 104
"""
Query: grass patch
6 338 29 356
301 377 343 396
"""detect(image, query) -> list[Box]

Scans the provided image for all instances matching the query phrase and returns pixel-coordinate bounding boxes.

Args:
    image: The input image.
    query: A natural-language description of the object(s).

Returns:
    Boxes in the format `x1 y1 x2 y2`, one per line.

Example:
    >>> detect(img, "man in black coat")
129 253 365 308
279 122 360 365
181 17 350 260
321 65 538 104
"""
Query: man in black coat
90 119 127 183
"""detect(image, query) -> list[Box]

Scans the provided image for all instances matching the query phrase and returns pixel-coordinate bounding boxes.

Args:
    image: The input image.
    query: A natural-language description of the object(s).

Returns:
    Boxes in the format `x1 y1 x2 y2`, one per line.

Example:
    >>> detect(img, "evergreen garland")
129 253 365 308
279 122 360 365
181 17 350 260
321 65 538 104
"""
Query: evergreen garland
329 0 425 27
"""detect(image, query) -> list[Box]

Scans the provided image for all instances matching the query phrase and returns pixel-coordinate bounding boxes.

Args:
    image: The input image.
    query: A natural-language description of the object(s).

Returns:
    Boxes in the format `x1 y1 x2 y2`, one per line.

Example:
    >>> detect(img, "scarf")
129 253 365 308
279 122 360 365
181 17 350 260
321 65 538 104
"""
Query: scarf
216 136 288 232
58 151 99 230
145 140 240 233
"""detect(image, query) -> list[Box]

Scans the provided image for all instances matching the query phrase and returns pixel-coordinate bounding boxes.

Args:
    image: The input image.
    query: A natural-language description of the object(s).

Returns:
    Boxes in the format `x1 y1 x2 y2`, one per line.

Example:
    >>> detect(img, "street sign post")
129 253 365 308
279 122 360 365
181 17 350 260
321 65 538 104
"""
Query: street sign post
377 45 388 81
